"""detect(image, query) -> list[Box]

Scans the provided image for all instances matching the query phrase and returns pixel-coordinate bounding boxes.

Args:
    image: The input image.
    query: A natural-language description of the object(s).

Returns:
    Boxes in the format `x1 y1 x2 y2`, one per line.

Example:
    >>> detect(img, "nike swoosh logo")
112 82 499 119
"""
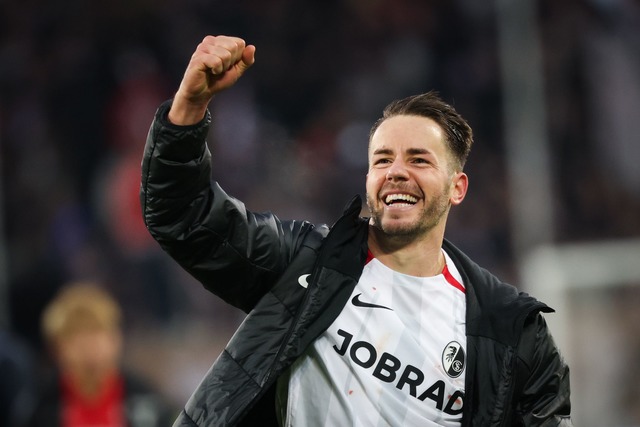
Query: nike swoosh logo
351 293 393 311
298 274 311 288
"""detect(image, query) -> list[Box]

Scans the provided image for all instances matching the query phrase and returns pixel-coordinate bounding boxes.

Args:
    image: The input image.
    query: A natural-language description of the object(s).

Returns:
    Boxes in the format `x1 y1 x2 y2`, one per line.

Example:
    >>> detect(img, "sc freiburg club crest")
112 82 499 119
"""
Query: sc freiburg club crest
442 341 465 378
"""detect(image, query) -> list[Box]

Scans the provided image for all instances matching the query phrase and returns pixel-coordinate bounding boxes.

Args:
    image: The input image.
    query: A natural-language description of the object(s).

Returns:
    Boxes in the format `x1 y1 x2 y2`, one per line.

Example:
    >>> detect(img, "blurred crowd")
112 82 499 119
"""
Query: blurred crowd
1 0 639 425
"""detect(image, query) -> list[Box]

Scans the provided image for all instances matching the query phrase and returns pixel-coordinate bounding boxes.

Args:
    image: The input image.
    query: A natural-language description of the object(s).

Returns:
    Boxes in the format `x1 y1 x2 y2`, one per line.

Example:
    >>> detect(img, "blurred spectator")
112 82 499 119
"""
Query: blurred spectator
24 283 174 427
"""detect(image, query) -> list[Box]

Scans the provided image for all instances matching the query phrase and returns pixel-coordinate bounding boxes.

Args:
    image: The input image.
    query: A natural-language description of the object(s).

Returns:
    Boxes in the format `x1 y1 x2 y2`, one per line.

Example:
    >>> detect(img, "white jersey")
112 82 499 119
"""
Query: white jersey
279 250 466 426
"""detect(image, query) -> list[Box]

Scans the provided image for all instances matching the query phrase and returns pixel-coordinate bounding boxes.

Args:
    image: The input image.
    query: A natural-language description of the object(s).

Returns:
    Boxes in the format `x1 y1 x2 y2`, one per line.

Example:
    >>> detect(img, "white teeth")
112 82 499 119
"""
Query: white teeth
385 194 418 204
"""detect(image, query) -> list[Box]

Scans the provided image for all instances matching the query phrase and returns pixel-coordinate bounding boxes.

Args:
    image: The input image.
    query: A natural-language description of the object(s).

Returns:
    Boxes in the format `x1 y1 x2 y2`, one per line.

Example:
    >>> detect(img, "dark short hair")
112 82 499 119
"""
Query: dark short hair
369 91 474 171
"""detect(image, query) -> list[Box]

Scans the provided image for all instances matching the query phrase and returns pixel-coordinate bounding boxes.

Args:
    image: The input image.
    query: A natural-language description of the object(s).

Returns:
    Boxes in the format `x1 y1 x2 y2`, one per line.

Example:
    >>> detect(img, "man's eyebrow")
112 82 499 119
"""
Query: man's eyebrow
406 147 431 155
371 148 394 156
371 147 432 156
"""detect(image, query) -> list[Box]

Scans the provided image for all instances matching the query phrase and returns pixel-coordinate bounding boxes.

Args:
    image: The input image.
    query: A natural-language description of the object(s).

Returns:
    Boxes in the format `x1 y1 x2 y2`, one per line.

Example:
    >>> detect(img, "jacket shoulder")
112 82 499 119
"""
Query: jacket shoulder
442 239 552 346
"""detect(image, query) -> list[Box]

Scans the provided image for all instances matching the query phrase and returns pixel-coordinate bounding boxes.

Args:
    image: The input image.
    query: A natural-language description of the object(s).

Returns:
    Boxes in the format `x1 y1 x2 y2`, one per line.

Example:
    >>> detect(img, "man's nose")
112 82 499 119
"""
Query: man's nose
386 160 409 181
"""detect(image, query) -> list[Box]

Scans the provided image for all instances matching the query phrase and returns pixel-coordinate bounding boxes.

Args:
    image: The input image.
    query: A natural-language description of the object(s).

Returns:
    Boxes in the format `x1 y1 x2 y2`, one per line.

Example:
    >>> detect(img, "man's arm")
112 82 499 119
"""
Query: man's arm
140 36 311 312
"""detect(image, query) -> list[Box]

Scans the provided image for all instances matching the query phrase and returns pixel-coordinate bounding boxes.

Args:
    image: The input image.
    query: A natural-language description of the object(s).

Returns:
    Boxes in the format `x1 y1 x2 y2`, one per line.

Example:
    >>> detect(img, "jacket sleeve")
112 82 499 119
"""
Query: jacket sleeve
140 100 314 313
515 313 573 426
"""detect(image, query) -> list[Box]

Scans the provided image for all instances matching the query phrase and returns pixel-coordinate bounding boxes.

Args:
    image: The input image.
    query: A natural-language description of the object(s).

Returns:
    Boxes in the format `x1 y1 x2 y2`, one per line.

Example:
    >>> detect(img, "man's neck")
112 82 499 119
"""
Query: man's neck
367 227 445 277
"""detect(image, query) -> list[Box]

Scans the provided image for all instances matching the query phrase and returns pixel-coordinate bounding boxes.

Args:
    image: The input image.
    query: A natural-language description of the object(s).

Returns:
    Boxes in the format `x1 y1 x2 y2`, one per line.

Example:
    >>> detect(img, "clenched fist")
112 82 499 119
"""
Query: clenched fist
169 35 256 125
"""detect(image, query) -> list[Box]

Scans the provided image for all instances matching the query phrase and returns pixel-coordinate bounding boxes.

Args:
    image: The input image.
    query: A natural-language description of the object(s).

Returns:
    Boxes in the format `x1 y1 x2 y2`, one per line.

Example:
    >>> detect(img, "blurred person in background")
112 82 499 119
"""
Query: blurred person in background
140 35 571 426
25 282 173 427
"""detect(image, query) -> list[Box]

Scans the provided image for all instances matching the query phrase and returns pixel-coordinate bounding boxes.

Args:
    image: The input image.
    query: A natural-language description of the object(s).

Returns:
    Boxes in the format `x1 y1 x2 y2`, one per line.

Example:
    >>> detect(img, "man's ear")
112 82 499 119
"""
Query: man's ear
450 172 468 206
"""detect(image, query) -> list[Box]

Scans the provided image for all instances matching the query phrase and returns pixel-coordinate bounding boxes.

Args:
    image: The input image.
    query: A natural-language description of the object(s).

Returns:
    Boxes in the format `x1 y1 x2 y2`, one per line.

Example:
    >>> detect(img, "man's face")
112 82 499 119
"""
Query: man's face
366 115 467 240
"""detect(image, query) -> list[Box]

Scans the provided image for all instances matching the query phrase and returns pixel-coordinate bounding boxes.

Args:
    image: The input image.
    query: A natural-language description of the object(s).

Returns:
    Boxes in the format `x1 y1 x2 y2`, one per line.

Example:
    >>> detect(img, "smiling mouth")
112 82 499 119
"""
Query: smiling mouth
384 193 418 207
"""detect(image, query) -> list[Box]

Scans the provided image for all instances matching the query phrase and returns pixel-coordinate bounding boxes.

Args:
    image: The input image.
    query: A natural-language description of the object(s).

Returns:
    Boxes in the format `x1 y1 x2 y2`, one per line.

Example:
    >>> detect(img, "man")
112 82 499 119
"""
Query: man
26 283 173 427
140 35 572 426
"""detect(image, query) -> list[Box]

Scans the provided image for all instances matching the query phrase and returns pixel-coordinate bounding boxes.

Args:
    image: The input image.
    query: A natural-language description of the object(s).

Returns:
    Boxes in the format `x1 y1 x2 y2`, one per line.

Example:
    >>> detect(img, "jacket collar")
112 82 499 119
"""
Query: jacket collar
442 239 553 345
339 195 552 345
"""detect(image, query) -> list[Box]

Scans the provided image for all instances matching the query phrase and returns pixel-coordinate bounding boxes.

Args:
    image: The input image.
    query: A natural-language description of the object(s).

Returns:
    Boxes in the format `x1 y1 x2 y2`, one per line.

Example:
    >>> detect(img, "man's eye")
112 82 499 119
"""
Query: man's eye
412 158 429 164
374 158 391 165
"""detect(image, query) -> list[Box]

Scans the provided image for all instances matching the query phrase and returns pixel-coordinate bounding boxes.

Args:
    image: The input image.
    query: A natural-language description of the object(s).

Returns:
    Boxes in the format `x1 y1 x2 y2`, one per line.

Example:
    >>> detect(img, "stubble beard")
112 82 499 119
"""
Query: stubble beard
366 190 451 240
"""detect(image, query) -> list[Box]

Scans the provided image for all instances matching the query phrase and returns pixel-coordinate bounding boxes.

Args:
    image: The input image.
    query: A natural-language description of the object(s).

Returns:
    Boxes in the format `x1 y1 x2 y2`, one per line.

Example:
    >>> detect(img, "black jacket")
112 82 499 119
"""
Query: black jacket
141 101 572 426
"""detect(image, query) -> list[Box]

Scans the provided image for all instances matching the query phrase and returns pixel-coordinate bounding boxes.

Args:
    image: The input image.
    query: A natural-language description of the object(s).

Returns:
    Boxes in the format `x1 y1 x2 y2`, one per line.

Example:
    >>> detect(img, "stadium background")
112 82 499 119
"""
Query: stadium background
1 0 639 425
